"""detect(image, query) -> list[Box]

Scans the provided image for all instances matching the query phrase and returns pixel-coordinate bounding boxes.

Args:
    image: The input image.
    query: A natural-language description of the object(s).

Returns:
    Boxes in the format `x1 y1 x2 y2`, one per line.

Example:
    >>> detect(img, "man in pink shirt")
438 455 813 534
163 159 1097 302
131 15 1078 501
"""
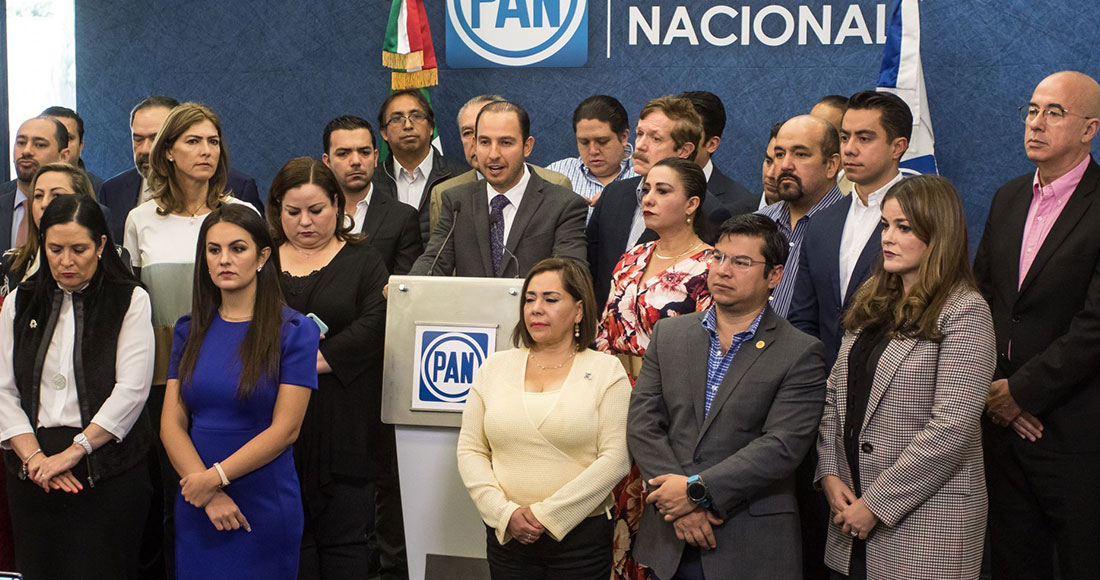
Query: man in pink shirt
974 70 1100 580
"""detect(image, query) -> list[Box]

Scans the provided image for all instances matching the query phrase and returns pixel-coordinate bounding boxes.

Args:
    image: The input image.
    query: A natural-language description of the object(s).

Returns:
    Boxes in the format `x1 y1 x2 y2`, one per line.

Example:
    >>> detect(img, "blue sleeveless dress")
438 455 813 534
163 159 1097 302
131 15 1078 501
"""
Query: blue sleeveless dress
168 308 319 579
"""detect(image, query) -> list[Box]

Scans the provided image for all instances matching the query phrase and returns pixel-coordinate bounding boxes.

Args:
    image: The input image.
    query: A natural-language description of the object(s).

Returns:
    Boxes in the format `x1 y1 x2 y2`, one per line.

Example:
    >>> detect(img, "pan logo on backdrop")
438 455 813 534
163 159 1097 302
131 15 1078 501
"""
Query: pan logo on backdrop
446 0 589 68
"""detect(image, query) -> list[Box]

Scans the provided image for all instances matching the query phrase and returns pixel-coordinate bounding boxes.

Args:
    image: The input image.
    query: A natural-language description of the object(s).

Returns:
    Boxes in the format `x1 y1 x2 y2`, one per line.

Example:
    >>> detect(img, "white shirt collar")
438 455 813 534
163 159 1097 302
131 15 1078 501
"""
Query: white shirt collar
490 164 531 207
702 159 714 182
399 151 434 182
852 171 904 209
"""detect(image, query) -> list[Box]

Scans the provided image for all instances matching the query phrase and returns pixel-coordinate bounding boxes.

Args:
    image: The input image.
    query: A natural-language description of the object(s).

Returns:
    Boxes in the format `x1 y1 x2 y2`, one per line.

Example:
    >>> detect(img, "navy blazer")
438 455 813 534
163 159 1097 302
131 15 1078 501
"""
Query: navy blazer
586 176 657 309
788 196 881 366
98 167 263 244
703 165 759 228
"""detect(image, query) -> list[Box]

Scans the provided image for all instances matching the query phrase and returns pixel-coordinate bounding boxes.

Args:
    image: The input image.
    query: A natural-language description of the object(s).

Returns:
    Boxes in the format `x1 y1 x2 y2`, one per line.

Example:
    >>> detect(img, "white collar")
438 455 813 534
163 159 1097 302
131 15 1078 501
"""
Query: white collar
852 171 904 209
702 159 714 182
489 164 531 207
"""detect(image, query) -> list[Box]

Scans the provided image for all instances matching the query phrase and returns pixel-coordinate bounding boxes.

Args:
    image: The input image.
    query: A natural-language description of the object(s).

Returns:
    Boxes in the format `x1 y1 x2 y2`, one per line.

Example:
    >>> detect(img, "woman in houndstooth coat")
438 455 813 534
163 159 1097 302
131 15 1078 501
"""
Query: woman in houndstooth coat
815 176 996 580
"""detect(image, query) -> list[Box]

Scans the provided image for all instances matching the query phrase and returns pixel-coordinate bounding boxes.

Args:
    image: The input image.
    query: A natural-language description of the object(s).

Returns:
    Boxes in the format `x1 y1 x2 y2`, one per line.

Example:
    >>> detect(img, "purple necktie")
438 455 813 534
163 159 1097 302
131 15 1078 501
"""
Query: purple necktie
490 194 510 274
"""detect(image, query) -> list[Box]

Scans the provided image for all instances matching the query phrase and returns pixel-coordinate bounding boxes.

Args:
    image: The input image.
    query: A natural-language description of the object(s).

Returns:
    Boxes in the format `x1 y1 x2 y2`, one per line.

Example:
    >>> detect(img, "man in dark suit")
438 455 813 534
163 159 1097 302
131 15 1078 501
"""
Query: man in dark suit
785 90 911 580
41 106 104 192
680 91 759 224
372 89 467 244
976 70 1100 580
99 96 263 243
322 115 422 275
410 101 587 277
789 91 912 366
0 116 72 254
586 95 701 307
628 214 827 580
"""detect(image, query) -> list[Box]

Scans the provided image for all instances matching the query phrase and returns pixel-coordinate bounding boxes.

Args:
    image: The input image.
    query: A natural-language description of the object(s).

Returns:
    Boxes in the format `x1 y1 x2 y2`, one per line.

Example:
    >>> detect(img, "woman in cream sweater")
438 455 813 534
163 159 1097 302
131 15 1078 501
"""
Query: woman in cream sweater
457 257 631 579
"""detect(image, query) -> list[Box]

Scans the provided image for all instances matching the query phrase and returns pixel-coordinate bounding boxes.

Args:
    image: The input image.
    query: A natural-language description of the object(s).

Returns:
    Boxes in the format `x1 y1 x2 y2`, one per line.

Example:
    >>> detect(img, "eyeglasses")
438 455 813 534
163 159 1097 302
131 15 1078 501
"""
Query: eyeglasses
704 250 769 270
384 111 429 128
1018 105 1096 126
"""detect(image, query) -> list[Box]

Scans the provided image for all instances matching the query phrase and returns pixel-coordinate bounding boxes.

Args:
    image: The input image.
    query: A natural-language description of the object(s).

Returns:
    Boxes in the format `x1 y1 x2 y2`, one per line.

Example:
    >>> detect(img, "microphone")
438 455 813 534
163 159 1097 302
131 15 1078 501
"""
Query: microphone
501 246 521 278
428 201 462 275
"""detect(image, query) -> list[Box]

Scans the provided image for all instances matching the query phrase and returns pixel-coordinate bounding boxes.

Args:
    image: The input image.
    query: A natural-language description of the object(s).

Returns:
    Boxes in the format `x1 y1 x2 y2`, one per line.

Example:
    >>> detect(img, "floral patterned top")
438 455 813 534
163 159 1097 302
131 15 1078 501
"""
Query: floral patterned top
595 241 713 356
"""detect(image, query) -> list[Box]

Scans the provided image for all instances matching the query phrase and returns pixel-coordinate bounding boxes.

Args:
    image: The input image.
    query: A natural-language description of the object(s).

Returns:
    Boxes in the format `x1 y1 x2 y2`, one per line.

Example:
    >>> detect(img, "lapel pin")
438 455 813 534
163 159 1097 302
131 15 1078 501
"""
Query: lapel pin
755 340 765 349
584 372 592 380
29 320 37 329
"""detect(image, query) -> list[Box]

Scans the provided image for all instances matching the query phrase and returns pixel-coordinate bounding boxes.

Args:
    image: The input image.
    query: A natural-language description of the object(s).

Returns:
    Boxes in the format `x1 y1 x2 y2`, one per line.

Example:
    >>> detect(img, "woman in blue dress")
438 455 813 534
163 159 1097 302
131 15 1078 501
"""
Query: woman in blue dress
161 204 319 579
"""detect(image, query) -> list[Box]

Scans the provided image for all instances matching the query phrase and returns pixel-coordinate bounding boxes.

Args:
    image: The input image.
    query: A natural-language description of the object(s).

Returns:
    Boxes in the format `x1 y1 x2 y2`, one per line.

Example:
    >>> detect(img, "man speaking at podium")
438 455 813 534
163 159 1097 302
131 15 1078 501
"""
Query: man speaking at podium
410 101 588 278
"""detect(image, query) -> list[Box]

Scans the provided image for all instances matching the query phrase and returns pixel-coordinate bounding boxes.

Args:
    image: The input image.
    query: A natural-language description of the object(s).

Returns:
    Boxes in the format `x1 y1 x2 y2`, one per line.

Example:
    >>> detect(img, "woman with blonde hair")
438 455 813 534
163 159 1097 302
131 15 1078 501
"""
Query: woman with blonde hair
816 175 995 580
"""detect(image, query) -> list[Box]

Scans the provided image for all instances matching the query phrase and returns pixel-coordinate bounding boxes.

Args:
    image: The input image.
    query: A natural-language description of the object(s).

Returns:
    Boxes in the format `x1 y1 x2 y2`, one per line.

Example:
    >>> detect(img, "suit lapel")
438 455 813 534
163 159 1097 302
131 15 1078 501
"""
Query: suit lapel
823 209 847 307
686 323 712 433
469 182 494 276
845 224 882 307
505 167 544 252
696 310 777 443
361 191 387 241
1018 164 1099 296
861 336 919 431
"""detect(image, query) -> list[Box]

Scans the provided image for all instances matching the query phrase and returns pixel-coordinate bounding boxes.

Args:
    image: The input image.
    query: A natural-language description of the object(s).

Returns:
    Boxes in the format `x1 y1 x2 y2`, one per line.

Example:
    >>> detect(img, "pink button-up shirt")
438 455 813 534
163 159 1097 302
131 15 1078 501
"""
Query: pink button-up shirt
1018 155 1091 287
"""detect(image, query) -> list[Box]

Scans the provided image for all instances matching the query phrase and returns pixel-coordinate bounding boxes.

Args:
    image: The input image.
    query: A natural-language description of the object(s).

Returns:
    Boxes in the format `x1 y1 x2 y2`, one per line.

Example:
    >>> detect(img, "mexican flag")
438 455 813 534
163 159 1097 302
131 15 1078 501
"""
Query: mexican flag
381 0 442 153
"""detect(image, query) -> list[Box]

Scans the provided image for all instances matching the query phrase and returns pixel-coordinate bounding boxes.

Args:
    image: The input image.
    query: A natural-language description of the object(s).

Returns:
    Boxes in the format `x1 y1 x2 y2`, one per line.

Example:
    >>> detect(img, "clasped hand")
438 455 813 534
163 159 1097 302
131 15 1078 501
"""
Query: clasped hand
985 379 1043 441
506 506 544 545
646 474 695 521
821 476 878 540
180 468 222 508
27 445 84 494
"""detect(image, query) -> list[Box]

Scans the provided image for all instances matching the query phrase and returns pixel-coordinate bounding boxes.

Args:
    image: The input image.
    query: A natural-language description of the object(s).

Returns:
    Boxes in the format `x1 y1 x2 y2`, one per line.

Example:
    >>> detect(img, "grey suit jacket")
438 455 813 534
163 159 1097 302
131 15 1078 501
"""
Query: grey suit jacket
816 288 994 579
428 166 573 234
628 307 827 580
410 166 587 277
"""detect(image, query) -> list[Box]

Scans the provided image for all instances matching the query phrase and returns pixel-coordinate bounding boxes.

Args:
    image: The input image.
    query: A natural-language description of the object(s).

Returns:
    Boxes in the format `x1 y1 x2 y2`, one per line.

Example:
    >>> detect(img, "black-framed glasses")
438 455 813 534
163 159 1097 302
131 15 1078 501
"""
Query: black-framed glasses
704 249 769 270
384 111 429 128
1018 104 1096 126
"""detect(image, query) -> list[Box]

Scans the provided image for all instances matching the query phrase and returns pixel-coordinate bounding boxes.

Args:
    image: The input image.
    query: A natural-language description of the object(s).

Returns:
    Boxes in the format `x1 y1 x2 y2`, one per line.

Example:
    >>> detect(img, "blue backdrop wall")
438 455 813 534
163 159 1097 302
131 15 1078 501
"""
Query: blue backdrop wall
75 0 1100 249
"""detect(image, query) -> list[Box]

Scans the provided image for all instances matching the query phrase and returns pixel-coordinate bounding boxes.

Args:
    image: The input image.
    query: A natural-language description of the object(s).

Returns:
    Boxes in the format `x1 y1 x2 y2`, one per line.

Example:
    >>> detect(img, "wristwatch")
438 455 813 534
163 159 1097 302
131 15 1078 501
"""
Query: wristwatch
687 474 712 510
73 433 93 456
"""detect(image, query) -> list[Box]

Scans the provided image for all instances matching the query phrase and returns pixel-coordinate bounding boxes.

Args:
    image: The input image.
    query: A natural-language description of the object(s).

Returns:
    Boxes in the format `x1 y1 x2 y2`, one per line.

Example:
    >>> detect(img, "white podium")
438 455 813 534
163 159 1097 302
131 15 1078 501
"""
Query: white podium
382 276 522 580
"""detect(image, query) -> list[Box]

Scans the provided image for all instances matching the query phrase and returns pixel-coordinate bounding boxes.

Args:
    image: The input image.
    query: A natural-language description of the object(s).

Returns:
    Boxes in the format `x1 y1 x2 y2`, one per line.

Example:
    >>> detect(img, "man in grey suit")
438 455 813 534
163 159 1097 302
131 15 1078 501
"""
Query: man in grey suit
0 116 72 254
628 213 828 580
410 101 587 277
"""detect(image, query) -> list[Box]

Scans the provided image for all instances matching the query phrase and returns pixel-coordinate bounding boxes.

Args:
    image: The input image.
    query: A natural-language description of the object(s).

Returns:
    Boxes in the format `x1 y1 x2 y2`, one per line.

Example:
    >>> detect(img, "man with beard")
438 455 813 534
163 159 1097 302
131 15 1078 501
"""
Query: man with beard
99 96 263 243
0 116 71 253
756 115 842 317
322 115 422 275
759 122 783 210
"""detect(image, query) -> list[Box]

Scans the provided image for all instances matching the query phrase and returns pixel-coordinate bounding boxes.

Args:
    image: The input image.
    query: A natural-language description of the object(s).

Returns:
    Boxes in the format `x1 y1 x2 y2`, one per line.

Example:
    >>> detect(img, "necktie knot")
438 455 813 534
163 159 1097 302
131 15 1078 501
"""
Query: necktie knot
490 194 510 212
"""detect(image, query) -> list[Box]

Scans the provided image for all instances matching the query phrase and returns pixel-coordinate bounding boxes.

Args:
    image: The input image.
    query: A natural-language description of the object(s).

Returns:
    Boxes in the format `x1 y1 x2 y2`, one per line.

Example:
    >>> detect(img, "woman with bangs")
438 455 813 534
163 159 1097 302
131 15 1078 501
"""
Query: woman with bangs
816 175 995 580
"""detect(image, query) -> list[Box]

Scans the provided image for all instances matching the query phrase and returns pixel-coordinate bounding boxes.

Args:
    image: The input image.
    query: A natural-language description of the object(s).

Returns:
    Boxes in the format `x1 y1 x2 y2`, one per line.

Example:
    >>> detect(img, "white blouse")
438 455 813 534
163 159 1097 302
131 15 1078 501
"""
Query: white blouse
0 286 155 446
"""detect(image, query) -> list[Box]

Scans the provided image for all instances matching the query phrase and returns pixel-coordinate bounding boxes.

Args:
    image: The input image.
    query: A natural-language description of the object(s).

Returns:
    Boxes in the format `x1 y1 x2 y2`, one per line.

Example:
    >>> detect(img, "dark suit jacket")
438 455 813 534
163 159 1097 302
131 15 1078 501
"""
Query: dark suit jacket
0 181 20 255
98 167 263 244
703 165 759 227
586 177 655 309
974 157 1100 453
788 198 882 366
360 190 423 276
628 308 827 580
410 166 587 277
372 147 467 244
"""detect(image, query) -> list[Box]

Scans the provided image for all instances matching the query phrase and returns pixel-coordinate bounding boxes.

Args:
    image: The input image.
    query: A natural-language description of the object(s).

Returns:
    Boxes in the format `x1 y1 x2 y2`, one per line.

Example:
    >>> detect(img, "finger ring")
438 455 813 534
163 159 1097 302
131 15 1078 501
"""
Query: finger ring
850 530 859 537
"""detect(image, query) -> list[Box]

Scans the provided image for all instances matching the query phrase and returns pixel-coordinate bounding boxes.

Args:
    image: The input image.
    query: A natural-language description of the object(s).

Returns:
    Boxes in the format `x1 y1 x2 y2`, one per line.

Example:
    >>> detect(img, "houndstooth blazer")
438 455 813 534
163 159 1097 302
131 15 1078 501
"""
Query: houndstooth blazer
815 286 996 580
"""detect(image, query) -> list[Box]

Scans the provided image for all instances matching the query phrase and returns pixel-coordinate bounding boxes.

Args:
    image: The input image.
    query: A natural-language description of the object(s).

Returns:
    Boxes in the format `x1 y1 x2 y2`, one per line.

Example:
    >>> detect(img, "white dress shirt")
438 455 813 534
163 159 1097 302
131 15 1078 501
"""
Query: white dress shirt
838 172 905 302
347 185 373 235
0 286 155 445
626 179 647 252
702 159 714 182
488 165 531 243
395 153 434 209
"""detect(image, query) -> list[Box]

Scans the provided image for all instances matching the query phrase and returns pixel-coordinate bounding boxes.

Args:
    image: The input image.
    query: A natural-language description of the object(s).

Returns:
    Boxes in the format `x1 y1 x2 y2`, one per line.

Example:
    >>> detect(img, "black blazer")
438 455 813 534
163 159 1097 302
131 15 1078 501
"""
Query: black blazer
410 167 588 278
371 147 467 244
98 167 263 244
703 165 759 227
974 157 1100 452
359 189 423 276
788 197 882 366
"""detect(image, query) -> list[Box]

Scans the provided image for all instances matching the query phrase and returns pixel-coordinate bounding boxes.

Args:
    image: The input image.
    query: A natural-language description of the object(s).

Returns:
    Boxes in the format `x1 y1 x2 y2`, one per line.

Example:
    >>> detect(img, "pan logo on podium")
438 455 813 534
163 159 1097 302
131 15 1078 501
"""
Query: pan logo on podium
446 0 588 68
412 325 497 411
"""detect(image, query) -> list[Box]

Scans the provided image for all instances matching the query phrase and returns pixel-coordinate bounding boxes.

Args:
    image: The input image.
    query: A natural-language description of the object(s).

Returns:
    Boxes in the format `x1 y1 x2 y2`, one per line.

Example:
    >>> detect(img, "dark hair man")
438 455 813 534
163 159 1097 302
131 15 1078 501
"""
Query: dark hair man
785 90 911 580
41 105 104 192
586 95 701 307
975 70 1100 580
0 116 71 253
679 91 758 220
755 115 842 318
547 95 637 213
410 100 587 278
98 96 263 242
373 89 467 244
759 122 784 209
322 115 422 275
628 213 826 580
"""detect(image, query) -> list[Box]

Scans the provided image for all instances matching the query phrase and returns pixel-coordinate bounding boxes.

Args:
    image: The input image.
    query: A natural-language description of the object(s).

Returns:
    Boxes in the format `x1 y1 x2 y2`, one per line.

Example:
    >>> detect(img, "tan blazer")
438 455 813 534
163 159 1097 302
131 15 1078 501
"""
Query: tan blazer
428 166 572 234
816 287 995 580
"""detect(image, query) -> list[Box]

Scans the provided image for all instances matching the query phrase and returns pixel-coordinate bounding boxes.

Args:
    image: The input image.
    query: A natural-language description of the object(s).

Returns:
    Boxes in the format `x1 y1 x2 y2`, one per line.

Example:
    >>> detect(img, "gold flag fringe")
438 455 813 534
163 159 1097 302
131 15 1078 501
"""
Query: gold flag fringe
382 50 424 71
391 68 438 90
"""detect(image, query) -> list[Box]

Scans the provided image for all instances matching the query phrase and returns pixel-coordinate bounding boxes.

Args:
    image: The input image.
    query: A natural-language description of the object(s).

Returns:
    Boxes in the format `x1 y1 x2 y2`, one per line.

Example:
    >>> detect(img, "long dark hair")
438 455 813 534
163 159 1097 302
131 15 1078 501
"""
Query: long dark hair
177 204 285 398
843 175 976 340
30 194 139 300
511 258 597 351
266 157 359 245
648 157 710 240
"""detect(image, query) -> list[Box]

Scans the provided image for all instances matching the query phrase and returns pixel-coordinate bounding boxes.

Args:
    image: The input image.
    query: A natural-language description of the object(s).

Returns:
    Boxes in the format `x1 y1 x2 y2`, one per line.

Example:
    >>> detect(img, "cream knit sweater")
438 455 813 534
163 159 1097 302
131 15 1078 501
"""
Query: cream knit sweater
457 347 631 544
